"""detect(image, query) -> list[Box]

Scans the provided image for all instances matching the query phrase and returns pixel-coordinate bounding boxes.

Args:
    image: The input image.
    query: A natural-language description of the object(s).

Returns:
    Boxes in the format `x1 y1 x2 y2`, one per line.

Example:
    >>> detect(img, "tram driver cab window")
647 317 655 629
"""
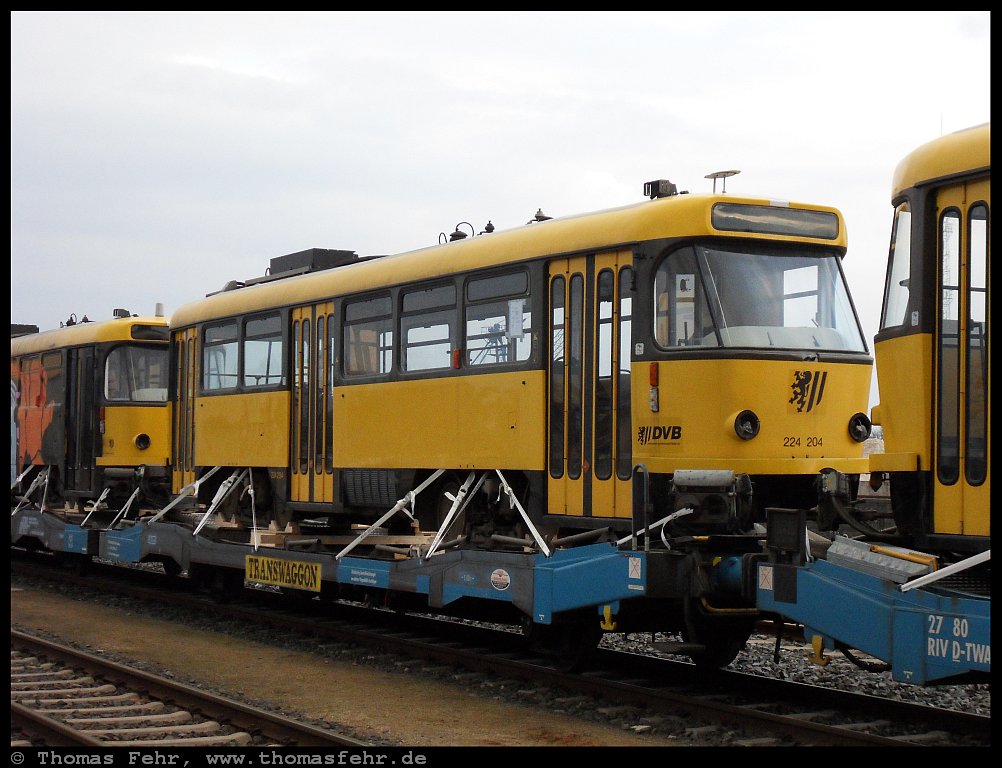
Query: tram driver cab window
654 248 718 348
106 345 168 401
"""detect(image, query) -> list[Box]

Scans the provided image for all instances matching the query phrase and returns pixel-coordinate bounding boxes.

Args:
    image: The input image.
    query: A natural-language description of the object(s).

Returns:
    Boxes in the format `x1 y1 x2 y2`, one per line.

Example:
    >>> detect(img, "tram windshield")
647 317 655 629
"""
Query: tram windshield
654 244 867 352
105 344 169 402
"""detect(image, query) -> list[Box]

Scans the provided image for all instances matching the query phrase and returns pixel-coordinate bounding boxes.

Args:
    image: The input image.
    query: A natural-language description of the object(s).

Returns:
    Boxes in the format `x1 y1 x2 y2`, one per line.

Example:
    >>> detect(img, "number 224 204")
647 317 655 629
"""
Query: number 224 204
784 436 822 447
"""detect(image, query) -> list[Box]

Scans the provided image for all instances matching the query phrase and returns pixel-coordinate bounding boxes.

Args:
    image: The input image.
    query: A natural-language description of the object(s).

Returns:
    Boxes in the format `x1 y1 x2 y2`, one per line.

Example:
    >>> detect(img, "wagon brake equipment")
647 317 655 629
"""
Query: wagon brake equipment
336 468 552 561
336 469 445 560
146 465 223 524
193 468 249 537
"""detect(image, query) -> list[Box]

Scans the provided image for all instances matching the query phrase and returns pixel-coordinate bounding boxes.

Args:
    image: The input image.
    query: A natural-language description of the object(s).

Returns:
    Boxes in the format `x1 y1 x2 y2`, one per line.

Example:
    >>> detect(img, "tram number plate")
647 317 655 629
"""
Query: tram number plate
783 436 822 447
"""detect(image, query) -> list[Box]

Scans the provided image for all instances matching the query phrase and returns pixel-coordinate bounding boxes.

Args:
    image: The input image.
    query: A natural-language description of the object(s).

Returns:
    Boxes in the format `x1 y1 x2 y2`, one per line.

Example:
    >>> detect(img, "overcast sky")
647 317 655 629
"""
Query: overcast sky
10 11 991 406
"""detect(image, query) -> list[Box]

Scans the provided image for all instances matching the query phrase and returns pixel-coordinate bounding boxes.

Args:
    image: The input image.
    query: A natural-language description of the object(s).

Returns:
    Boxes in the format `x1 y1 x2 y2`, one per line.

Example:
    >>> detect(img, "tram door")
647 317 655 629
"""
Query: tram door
933 179 990 536
548 251 634 519
290 303 337 505
65 347 97 494
172 327 198 492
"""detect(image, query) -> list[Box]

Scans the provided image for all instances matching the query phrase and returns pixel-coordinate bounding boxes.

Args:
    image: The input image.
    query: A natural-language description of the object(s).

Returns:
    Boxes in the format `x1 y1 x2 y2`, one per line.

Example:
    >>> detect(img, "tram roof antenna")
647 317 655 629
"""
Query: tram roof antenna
705 169 740 194
527 208 552 224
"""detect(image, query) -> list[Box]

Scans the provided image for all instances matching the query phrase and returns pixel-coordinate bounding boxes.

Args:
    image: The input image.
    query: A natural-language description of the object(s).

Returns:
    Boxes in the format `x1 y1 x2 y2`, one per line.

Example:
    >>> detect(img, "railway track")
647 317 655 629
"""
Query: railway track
309 619 990 747
11 629 368 748
11 553 992 748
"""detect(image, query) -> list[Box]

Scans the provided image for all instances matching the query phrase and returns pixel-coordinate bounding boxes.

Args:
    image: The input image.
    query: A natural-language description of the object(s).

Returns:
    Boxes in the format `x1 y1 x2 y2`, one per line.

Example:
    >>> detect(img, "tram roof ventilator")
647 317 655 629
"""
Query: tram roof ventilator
210 247 361 295
644 179 690 198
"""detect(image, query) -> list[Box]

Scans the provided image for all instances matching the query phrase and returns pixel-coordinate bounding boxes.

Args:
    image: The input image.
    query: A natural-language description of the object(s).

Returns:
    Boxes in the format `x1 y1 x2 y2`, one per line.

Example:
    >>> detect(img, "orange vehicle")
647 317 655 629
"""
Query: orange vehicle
11 309 171 514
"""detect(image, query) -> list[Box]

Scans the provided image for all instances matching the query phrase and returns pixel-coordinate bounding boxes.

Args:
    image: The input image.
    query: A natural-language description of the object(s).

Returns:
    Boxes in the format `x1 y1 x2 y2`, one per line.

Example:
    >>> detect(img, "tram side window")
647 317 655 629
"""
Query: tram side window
401 284 456 372
243 314 285 387
965 202 989 485
594 269 615 480
549 277 565 477
343 296 393 377
39 353 64 406
203 320 239 391
616 266 634 481
881 203 913 330
937 209 963 485
465 270 532 366
17 356 39 414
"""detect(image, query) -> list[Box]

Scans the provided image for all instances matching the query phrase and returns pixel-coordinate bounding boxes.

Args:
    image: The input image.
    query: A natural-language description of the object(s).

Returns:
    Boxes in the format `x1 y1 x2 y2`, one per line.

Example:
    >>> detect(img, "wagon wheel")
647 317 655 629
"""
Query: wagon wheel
523 613 601 672
554 619 602 671
682 598 756 669
208 567 245 604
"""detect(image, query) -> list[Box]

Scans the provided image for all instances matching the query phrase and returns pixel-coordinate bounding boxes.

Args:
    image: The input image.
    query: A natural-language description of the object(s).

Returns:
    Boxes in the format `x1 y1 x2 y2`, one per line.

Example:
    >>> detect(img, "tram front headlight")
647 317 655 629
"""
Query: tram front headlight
848 412 872 443
135 433 152 450
733 410 760 441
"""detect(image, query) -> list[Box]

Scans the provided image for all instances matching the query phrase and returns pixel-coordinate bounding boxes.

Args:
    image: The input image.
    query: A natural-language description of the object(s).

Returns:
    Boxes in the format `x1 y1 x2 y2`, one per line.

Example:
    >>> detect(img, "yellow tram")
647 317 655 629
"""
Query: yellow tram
869 123 990 553
166 183 873 550
11 310 171 514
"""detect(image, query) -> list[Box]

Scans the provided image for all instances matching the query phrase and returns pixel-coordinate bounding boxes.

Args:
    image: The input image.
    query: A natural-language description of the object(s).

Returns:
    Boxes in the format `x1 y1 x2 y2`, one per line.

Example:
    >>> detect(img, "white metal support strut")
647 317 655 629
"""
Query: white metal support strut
106 481 145 530
193 468 248 537
12 464 35 492
39 465 51 511
425 471 479 559
615 509 692 548
147 465 223 524
80 487 112 527
11 467 49 516
899 549 991 592
496 470 551 557
246 467 260 551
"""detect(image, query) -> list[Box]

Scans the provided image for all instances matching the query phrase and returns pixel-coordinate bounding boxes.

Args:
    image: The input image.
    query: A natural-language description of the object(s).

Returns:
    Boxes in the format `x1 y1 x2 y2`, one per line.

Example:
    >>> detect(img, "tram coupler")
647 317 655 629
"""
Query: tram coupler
816 468 854 530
